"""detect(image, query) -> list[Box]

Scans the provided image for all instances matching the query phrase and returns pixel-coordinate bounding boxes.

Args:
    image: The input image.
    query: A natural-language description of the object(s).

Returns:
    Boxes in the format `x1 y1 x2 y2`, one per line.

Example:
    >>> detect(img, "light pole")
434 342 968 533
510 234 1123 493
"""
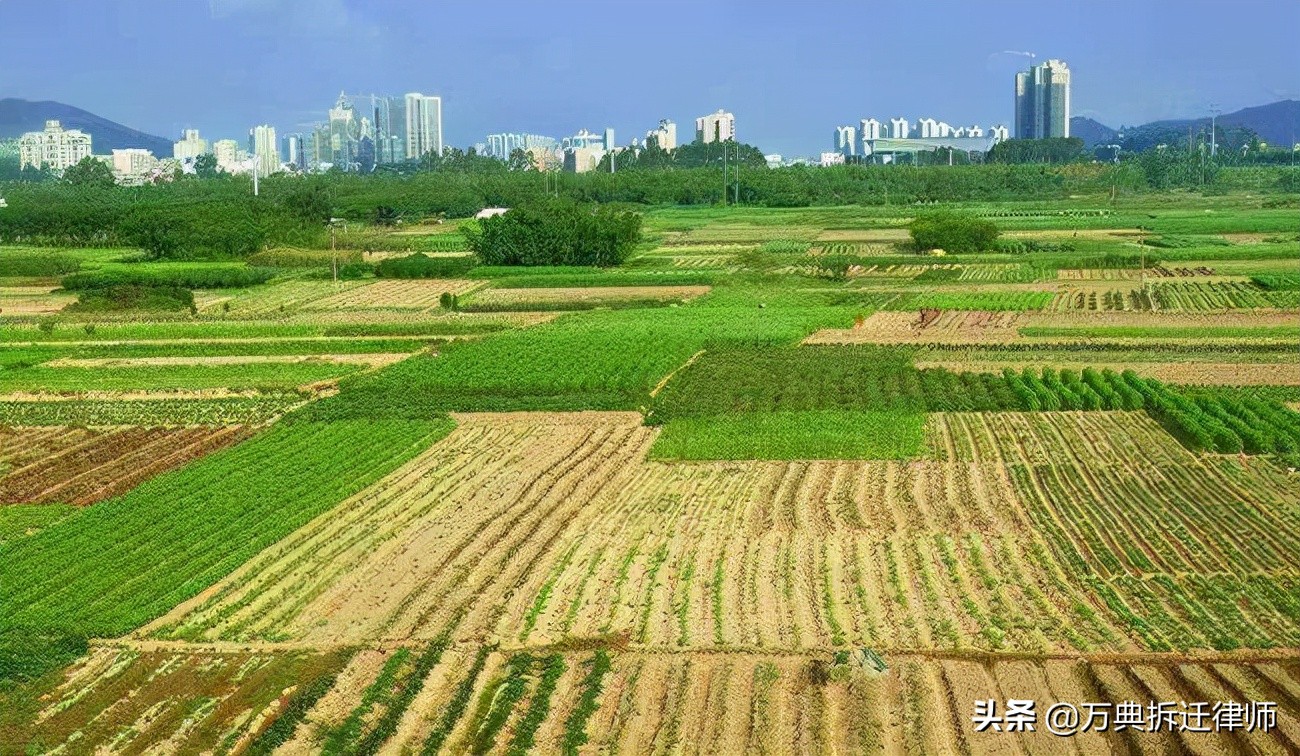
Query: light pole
328 217 345 283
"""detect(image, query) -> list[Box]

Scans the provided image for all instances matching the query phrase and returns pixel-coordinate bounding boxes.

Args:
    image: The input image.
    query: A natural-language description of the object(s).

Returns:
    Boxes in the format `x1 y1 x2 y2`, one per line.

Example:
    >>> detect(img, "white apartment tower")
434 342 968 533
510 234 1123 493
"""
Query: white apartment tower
834 125 856 156
249 124 279 176
695 110 735 143
18 120 92 171
173 129 208 161
405 93 443 160
860 119 884 140
213 139 244 173
1015 59 1071 139
646 119 677 150
889 118 911 139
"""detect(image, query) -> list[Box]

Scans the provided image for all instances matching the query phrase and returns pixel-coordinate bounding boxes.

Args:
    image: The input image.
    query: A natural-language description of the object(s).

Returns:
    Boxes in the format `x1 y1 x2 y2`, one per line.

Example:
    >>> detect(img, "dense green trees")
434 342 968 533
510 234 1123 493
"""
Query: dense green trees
909 212 1000 253
988 138 1086 164
0 161 1294 259
62 156 115 188
465 200 642 266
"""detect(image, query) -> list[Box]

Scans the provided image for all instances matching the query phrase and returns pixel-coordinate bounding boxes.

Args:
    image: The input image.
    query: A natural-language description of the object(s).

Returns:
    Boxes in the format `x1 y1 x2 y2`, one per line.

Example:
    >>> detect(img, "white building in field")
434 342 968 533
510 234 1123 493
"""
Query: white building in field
695 109 735 143
111 148 156 175
646 118 677 150
404 92 443 160
18 120 92 171
248 124 279 176
173 129 208 161
213 138 245 173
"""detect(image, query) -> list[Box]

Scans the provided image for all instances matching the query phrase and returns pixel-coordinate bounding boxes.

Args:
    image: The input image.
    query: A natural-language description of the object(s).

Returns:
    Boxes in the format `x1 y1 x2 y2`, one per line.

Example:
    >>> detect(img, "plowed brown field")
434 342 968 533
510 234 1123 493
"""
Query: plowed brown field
0 425 255 505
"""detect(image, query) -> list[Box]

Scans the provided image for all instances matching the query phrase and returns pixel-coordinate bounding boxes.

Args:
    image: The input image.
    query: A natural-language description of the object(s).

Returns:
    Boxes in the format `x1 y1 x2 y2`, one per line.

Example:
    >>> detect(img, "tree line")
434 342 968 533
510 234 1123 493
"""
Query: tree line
0 161 1295 258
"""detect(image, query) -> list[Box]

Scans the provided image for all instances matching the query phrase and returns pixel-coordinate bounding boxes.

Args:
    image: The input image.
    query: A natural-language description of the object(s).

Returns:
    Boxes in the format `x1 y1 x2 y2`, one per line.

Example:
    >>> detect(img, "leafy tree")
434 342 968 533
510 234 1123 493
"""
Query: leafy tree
372 205 400 226
468 199 642 266
194 153 220 179
507 148 535 172
62 156 115 188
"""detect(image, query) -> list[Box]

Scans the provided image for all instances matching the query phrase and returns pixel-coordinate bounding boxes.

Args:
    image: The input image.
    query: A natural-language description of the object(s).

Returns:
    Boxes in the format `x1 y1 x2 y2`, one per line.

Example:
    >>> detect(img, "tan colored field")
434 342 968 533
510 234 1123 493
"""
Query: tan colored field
24 643 1300 754
0 285 76 314
816 228 911 242
0 425 254 505
302 279 483 310
919 359 1300 386
805 310 1028 345
144 411 1300 657
42 352 411 369
1058 268 1143 281
472 285 711 307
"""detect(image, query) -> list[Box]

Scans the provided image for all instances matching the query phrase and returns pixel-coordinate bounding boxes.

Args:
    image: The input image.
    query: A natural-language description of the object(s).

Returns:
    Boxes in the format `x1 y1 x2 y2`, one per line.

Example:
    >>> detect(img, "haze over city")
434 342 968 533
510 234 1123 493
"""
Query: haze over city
2 0 1297 157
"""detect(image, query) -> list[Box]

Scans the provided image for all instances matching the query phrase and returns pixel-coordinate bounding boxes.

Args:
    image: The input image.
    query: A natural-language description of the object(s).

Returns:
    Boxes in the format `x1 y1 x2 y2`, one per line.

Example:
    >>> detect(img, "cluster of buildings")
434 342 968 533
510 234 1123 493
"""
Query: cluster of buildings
19 60 1071 181
471 110 733 173
17 120 182 184
825 58 1072 165
826 118 1011 165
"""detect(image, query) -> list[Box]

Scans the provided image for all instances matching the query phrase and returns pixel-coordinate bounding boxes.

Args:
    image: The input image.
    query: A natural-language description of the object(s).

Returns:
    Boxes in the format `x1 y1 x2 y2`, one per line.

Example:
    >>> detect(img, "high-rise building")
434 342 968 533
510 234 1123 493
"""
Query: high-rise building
283 133 305 171
889 118 911 139
248 124 279 176
1014 59 1071 139
483 133 559 161
370 95 406 165
834 125 856 157
328 92 356 168
695 110 735 143
111 148 157 182
213 138 244 173
646 119 676 150
18 120 92 171
173 129 208 161
405 92 443 160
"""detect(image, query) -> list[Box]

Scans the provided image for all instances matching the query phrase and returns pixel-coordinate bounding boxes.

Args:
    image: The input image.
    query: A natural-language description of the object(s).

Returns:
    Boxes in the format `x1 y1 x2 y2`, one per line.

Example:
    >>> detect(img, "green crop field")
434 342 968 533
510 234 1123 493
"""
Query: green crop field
3 185 1300 754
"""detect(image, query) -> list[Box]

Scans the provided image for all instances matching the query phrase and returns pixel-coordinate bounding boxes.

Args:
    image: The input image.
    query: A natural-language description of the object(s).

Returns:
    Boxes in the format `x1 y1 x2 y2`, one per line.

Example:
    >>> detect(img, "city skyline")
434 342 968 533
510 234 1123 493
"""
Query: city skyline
2 0 1296 157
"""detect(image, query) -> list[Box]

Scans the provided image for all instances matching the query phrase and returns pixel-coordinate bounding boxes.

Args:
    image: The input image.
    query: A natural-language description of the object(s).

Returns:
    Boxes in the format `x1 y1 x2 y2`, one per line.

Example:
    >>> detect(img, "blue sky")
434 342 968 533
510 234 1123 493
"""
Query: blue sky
2 0 1297 156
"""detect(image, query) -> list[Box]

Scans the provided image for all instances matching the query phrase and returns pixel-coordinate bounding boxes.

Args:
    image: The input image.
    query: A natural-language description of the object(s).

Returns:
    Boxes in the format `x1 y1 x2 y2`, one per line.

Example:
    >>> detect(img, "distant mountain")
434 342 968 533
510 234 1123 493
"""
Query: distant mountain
1215 100 1300 148
1069 117 1117 148
0 99 172 156
1113 100 1300 150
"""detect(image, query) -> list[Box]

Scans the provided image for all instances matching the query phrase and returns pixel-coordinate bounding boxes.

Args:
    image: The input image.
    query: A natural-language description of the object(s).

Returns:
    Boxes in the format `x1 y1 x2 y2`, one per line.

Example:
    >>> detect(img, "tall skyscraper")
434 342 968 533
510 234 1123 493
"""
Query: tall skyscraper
18 120 92 171
283 133 305 171
248 124 279 176
695 110 735 143
405 93 443 160
173 129 208 161
1014 59 1071 139
370 95 406 165
329 92 356 168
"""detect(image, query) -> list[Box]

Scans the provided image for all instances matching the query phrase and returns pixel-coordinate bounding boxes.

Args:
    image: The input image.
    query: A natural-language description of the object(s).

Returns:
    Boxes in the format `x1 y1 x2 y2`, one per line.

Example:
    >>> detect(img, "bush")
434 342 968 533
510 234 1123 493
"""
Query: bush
375 252 476 278
467 199 642 267
909 212 1000 253
61 266 274 290
67 284 195 312
0 253 81 277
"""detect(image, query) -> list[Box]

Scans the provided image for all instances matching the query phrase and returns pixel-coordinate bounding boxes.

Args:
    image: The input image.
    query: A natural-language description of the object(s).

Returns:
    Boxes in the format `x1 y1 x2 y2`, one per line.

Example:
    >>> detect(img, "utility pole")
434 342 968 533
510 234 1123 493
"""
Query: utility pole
721 143 727 206
1209 103 1220 158
733 142 739 205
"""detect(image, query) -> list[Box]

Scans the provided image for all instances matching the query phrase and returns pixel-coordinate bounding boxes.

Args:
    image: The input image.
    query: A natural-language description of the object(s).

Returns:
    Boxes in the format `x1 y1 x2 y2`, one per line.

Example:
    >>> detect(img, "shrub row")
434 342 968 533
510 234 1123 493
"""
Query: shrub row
375 252 476 279
61 266 275 290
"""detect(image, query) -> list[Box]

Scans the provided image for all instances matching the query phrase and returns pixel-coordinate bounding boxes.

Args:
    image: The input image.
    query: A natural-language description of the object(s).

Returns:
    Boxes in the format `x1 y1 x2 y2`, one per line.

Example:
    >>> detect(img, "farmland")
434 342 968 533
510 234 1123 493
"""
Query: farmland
1 191 1299 753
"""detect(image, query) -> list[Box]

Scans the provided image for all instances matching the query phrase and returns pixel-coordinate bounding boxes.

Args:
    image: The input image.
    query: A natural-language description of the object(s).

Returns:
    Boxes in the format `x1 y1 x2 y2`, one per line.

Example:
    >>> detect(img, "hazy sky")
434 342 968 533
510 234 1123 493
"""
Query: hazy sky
2 0 1297 156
